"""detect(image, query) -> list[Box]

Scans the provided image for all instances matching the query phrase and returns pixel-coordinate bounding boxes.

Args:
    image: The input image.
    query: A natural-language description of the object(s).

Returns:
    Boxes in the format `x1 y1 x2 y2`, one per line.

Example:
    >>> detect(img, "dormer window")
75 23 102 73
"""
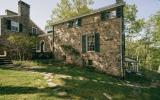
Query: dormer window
32 27 37 35
11 21 19 32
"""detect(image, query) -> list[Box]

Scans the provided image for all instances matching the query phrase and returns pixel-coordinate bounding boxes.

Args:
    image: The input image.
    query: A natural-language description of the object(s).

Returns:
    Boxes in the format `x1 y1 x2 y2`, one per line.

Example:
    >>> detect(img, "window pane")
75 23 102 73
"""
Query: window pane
109 10 116 18
87 34 95 51
11 21 19 32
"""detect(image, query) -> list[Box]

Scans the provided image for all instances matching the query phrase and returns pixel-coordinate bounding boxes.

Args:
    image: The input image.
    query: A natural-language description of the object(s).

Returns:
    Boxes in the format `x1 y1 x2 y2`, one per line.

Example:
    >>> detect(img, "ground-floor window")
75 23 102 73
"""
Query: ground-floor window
87 34 95 51
82 32 100 53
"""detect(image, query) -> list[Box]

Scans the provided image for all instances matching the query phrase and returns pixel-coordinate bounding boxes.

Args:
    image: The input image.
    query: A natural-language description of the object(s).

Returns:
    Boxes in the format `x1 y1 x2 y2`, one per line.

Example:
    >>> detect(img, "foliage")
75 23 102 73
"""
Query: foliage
124 4 145 40
125 3 160 71
6 33 37 60
142 11 160 70
46 0 94 29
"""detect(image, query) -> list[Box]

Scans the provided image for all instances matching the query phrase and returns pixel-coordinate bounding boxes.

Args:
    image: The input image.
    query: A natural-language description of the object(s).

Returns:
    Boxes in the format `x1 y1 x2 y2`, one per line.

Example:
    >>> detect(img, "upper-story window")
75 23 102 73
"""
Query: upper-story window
67 21 74 28
109 10 117 19
75 19 81 27
11 21 19 32
7 20 23 32
32 27 37 35
67 18 82 28
101 8 122 21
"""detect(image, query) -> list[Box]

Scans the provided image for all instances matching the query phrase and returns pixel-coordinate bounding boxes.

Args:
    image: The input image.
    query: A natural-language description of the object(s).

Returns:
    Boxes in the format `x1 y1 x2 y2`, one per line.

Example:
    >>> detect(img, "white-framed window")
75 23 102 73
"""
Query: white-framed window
32 27 37 35
87 34 95 51
11 21 19 32
82 32 100 53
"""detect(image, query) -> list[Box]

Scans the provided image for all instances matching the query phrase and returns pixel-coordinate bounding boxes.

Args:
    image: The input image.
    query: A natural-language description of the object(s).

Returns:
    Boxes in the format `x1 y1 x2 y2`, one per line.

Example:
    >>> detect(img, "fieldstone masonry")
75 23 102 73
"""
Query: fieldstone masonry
52 2 125 77
0 1 50 55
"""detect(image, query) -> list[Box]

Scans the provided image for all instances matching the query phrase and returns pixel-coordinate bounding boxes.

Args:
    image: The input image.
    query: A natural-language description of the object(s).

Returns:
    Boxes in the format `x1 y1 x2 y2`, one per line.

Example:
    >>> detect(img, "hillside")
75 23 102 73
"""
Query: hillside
0 60 159 100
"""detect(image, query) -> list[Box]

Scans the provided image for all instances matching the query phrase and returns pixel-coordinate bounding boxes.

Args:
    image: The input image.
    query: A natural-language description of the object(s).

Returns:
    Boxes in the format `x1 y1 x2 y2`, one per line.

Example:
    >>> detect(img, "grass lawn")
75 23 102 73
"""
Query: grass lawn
0 60 160 100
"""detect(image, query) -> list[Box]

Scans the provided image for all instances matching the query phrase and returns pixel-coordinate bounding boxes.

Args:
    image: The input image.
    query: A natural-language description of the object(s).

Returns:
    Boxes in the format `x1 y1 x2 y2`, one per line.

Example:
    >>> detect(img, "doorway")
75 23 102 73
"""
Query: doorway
40 41 45 52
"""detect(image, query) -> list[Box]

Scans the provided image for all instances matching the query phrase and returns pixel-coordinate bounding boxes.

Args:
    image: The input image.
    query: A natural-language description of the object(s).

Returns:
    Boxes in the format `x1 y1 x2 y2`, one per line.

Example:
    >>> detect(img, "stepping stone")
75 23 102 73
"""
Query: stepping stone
48 82 58 87
103 93 112 100
92 79 98 82
47 79 53 82
57 92 68 97
100 81 106 83
44 76 49 80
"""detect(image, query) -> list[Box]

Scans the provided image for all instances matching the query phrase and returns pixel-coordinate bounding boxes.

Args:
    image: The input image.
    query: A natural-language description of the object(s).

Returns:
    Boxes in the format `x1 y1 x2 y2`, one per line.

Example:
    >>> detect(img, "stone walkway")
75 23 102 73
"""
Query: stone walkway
40 72 68 97
40 72 59 88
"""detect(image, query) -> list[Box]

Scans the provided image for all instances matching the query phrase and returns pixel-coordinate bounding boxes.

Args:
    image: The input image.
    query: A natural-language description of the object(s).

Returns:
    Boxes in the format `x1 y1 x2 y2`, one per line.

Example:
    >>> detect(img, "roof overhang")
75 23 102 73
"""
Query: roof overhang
52 2 125 26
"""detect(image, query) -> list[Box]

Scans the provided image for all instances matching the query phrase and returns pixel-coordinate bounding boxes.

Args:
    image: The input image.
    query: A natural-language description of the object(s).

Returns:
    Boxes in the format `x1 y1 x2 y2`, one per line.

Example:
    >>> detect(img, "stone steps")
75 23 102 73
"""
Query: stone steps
0 57 12 65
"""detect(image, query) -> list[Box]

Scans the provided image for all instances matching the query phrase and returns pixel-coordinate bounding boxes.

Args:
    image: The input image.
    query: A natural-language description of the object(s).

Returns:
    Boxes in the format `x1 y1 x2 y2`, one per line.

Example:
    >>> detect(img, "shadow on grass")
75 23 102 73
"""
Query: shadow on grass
0 86 40 94
0 85 71 99
0 60 160 99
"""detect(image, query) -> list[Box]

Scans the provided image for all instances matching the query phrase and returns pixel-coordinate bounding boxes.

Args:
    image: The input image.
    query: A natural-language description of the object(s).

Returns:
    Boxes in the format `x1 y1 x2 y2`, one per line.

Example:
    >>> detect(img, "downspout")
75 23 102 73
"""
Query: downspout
52 26 55 59
121 4 125 78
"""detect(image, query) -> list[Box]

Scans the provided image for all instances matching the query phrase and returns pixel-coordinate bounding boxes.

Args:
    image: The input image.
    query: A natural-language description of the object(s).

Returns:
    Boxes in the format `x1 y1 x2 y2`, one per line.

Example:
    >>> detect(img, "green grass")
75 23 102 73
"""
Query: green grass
0 60 160 100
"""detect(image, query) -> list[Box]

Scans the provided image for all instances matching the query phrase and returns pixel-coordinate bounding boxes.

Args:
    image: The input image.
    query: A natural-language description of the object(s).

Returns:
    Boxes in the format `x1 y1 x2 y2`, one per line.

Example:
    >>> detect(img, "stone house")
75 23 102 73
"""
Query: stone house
52 1 125 77
0 0 50 56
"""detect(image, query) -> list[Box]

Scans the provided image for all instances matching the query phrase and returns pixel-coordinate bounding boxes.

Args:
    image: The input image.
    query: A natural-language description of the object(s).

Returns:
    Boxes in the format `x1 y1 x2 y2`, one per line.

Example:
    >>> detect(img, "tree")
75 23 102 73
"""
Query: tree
143 11 160 70
124 4 145 57
124 4 145 40
125 3 160 71
46 0 94 30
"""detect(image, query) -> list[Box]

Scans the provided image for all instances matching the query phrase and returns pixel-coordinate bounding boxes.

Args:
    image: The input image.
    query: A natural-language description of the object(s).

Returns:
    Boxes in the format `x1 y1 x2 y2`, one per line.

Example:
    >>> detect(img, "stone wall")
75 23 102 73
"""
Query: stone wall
0 0 51 55
37 35 52 52
53 10 123 76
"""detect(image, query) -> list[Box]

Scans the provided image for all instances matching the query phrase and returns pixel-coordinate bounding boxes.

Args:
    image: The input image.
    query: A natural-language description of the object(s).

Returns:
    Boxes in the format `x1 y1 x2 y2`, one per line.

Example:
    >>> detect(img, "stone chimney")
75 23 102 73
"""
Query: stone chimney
18 0 30 18
116 0 124 3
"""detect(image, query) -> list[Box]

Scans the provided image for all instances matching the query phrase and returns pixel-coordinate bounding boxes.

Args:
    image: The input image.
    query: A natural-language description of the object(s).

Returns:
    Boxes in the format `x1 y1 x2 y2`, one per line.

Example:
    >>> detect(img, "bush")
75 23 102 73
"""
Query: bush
6 33 37 60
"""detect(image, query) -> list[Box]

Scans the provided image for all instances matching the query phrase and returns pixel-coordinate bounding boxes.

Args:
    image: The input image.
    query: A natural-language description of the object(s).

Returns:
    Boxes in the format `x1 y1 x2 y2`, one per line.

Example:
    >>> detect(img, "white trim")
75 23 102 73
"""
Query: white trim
0 51 7 57
86 32 95 52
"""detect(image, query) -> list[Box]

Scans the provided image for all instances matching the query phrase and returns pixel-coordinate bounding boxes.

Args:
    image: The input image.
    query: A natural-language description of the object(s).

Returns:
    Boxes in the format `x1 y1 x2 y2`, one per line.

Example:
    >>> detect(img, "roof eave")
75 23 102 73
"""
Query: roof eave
52 2 125 26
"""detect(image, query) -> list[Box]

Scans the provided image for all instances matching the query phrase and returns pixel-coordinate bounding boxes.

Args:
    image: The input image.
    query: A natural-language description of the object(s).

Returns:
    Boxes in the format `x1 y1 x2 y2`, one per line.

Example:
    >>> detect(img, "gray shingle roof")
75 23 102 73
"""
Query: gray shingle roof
0 15 19 18
52 2 125 26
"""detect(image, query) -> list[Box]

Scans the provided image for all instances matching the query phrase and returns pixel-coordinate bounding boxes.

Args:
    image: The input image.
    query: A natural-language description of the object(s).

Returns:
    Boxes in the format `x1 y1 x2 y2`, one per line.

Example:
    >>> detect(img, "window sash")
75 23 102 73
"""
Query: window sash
11 21 19 32
32 27 37 34
101 10 117 21
109 10 117 19
87 34 95 51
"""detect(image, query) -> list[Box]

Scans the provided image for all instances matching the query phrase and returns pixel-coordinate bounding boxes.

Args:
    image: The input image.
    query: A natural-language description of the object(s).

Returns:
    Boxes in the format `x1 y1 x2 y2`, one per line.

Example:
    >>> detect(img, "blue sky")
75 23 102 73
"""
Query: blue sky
0 0 160 30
